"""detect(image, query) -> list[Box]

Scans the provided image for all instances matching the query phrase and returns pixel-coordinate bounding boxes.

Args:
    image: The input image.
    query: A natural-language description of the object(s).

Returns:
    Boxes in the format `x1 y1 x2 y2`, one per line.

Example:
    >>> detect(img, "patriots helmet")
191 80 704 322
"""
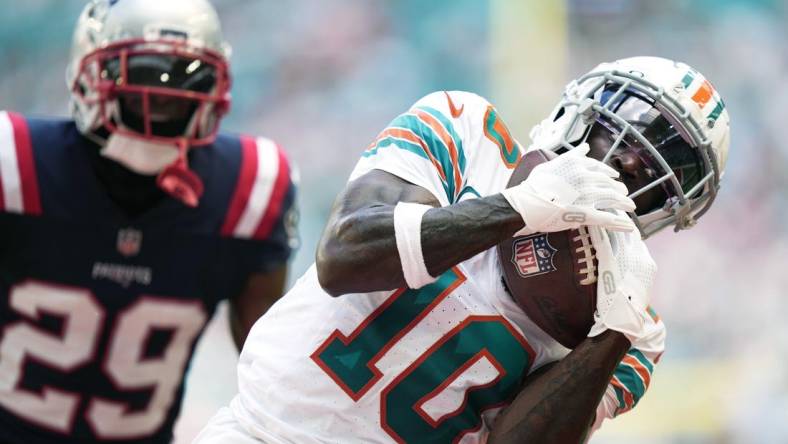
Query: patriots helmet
66 0 233 206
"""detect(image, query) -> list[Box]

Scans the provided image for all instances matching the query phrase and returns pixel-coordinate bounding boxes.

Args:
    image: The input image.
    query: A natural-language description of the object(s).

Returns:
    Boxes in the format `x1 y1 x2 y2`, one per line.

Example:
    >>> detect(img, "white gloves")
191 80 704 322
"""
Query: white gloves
501 144 636 236
587 224 658 345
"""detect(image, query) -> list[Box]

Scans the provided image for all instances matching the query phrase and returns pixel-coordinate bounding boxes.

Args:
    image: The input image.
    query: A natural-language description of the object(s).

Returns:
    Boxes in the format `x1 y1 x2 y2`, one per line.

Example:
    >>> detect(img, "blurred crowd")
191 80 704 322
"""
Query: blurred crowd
1 0 786 442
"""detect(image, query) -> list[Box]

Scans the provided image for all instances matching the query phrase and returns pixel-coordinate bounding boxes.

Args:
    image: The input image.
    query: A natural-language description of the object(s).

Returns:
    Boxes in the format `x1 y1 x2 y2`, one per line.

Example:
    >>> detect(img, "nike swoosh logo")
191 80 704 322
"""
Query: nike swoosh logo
444 91 464 118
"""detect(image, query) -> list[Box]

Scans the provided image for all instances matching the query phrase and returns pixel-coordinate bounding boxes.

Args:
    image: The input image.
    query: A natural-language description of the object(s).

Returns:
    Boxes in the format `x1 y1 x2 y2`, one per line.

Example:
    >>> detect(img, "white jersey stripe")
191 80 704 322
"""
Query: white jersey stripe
0 112 24 213
233 137 280 238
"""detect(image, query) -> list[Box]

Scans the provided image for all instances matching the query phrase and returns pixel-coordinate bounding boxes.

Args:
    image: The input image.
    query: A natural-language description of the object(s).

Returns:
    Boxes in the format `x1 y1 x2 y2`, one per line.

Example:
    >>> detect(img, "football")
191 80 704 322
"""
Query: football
497 149 598 349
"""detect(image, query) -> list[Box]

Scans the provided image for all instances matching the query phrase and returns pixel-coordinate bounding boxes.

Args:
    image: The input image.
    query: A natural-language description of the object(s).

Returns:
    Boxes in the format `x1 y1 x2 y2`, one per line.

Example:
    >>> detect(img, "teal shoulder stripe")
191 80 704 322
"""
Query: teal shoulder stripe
415 105 467 174
362 136 451 200
388 114 458 202
457 185 481 200
614 366 646 403
363 136 429 160
627 349 654 374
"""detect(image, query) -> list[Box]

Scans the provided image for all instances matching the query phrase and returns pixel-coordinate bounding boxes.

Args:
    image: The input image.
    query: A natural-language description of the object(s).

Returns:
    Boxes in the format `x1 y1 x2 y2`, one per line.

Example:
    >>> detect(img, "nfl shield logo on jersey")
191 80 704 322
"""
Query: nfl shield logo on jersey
511 234 557 278
117 228 142 257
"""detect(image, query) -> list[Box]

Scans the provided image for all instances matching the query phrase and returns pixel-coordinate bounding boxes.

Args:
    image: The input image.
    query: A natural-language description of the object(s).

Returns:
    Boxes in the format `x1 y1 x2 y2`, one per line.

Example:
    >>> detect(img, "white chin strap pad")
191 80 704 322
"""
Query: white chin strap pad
101 133 180 175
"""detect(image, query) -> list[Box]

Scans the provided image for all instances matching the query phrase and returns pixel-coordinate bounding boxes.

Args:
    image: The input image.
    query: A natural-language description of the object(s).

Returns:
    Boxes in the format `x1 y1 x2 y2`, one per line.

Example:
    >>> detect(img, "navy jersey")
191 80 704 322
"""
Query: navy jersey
0 111 296 444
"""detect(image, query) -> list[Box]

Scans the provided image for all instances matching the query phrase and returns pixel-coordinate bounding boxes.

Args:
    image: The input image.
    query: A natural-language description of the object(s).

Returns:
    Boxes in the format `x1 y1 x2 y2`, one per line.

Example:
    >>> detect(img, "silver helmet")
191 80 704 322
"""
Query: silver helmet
528 56 731 238
66 0 233 207
66 0 232 145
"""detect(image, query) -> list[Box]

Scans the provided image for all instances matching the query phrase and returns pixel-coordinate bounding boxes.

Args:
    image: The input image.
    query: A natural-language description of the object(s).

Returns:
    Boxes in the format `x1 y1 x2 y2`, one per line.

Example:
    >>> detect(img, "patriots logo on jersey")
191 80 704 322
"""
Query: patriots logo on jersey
511 234 557 278
117 227 142 257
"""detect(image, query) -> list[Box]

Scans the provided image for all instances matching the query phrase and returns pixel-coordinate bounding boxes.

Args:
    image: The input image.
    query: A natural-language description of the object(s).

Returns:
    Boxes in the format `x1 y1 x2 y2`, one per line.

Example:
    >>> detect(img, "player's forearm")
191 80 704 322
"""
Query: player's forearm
421 194 522 275
316 194 522 296
488 330 631 444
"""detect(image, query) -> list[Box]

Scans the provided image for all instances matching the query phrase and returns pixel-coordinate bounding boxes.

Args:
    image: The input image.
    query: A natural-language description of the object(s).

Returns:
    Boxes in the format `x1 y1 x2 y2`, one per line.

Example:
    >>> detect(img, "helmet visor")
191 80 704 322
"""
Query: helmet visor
596 87 705 210
104 54 218 93
76 39 231 144
103 53 219 137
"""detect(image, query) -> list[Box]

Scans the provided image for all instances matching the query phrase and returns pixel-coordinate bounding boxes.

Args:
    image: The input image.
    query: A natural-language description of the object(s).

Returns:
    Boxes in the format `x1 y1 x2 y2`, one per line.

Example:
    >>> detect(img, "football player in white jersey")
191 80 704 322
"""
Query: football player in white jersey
195 57 730 443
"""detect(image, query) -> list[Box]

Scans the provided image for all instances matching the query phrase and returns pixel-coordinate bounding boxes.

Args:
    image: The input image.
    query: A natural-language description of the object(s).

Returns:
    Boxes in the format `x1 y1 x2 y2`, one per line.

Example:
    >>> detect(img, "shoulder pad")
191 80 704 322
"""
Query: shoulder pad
0 111 41 215
220 135 292 240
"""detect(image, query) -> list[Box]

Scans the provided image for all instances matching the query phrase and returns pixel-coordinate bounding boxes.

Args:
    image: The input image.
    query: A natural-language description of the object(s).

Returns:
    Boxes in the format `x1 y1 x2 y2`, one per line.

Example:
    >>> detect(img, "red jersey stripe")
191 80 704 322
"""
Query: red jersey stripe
252 144 290 240
8 112 41 215
221 136 259 236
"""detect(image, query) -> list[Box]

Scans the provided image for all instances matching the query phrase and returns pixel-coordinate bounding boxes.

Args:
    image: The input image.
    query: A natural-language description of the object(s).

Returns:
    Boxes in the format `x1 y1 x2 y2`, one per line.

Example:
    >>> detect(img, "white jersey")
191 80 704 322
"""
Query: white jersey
200 92 665 444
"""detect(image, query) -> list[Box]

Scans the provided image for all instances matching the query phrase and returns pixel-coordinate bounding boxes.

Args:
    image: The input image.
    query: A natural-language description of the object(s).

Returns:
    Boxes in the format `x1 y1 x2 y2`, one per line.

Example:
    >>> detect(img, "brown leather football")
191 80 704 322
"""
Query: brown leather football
497 149 598 349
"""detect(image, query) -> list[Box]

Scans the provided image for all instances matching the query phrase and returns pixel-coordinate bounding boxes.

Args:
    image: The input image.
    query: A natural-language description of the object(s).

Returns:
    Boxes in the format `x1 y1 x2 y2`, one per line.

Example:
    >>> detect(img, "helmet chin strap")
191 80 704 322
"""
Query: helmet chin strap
101 133 204 207
156 138 204 208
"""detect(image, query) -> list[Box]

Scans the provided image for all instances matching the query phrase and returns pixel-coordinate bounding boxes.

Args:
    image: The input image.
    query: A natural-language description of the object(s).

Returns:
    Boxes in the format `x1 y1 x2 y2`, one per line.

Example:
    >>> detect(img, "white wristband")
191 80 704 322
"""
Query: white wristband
393 202 437 289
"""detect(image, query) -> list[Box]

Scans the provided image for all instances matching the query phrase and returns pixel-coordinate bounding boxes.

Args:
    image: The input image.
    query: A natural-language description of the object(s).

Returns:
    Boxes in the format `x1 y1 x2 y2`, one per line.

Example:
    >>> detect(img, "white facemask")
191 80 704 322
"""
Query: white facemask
101 133 180 175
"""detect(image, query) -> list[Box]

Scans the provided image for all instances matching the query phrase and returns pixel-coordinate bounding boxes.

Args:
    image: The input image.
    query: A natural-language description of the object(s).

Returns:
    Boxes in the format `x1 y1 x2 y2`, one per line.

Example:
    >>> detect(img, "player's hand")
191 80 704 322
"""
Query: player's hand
587 225 657 345
501 144 636 236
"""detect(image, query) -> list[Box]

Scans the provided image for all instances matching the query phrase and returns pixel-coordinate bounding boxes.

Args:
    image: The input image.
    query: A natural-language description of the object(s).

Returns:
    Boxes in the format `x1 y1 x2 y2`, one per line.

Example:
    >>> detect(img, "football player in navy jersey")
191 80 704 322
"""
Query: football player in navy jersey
0 0 296 443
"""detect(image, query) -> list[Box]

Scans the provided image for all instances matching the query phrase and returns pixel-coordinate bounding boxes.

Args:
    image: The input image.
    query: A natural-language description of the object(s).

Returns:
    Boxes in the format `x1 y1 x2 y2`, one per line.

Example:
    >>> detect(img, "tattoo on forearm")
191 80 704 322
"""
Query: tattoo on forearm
488 331 629 444
422 194 523 276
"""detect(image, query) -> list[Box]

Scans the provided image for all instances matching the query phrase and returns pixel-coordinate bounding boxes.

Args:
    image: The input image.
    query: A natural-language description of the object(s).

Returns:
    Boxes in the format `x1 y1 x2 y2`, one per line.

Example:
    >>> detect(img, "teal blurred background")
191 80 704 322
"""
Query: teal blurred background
1 1 787 442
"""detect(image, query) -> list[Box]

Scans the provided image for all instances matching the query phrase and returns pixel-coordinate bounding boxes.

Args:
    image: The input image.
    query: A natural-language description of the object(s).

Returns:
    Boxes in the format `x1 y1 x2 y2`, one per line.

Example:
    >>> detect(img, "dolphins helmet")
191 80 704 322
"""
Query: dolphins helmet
529 56 731 238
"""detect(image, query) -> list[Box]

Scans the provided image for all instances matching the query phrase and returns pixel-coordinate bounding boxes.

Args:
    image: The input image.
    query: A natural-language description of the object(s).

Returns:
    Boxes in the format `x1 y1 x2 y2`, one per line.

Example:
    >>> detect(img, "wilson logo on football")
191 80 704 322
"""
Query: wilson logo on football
511 234 557 278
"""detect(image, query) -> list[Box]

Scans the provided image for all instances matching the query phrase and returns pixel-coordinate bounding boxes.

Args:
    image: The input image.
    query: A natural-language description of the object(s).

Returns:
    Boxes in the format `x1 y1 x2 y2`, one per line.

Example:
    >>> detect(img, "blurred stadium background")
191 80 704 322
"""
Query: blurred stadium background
2 0 787 442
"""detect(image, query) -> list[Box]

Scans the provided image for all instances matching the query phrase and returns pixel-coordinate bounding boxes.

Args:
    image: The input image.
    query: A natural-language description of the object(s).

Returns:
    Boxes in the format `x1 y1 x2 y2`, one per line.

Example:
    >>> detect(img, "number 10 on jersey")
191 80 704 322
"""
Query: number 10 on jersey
312 268 536 443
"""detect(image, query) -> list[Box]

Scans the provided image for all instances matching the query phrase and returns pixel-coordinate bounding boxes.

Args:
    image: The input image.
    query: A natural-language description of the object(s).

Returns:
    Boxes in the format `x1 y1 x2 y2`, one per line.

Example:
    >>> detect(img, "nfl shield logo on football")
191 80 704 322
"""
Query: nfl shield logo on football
117 228 143 257
511 234 557 278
